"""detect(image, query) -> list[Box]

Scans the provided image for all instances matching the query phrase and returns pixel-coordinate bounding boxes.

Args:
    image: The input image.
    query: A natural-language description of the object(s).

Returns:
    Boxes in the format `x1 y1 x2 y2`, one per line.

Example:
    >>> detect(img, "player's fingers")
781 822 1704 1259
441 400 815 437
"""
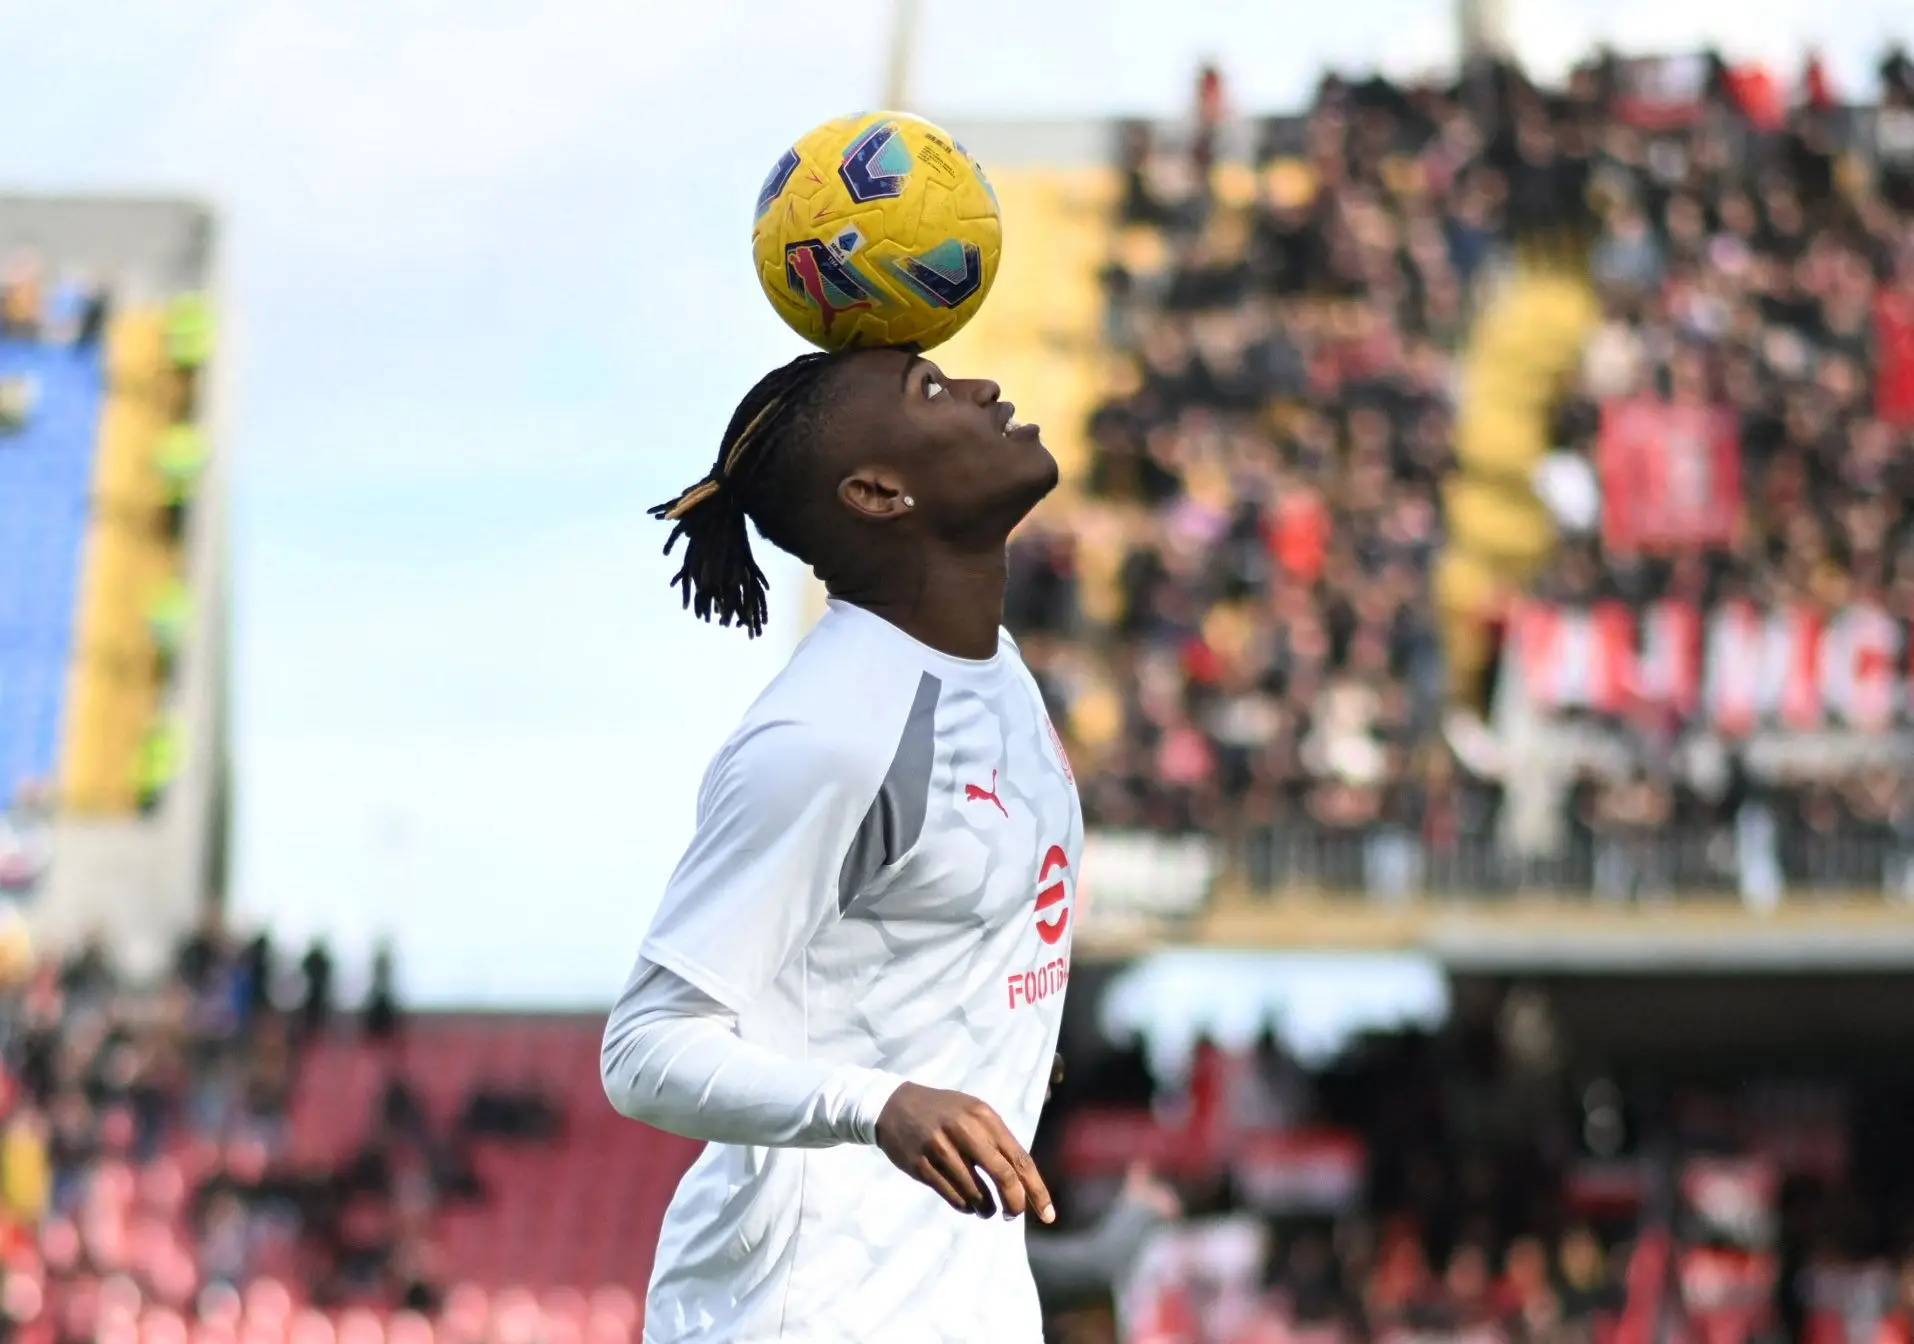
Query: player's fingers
964 1140 1028 1221
1012 1146 1055 1224
910 1155 972 1215
928 1134 994 1218
972 1110 1054 1224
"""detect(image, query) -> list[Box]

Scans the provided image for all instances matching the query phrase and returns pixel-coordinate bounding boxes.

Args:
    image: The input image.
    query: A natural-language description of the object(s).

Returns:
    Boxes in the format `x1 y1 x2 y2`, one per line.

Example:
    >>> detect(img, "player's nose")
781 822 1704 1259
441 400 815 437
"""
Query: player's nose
960 377 1001 406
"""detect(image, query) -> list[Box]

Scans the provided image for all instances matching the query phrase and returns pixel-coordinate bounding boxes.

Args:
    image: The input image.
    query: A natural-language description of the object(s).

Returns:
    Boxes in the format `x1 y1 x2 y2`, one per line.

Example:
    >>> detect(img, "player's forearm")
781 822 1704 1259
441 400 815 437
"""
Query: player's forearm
600 960 904 1148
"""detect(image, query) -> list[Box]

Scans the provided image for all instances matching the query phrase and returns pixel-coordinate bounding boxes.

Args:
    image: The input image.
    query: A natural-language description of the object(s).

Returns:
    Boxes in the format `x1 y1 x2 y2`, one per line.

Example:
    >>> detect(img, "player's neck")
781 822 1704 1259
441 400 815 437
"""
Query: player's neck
832 546 1007 662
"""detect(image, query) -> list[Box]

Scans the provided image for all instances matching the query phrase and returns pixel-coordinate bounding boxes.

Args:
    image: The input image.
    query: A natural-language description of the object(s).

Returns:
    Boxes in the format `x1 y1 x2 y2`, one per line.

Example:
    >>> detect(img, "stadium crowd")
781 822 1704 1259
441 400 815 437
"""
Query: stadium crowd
1005 48 1914 904
1537 50 1914 905
1040 1000 1914 1344
11 39 1914 1344
0 924 581 1344
1009 60 1483 901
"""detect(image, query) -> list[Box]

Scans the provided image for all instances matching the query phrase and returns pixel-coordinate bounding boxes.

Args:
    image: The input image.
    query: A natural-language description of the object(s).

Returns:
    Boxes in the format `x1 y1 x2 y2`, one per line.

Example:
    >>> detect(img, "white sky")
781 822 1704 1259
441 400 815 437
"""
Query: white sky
0 0 1903 1004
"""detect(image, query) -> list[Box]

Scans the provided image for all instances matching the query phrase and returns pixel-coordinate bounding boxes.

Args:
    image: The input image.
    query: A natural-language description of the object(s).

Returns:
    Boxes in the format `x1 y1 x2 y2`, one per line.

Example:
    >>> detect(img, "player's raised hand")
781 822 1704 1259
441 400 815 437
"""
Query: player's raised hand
874 1083 1055 1224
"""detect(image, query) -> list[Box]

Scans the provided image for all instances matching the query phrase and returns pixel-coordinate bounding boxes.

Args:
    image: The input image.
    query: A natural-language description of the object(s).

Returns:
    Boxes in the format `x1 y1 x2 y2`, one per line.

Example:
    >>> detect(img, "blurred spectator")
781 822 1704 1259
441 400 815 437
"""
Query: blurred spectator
2 251 43 339
1029 1162 1182 1316
300 938 335 1036
154 423 209 541
145 576 192 679
459 1077 561 1143
0 785 52 897
133 713 185 816
364 943 401 1047
0 376 38 435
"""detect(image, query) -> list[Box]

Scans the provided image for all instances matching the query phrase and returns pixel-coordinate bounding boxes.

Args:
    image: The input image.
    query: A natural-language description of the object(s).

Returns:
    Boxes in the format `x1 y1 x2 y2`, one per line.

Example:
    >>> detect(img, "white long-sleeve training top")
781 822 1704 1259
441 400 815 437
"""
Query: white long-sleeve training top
599 600 1081 1343
600 957 905 1148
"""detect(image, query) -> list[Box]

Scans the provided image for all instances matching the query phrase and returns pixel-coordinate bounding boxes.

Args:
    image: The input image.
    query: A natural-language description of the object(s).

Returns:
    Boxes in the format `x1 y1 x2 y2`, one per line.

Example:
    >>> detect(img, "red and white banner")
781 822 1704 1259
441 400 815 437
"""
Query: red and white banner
1510 600 1911 732
1681 1157 1778 1248
1598 397 1742 552
1612 54 1713 129
1231 1130 1365 1214
1878 287 1914 429
1062 1108 1365 1204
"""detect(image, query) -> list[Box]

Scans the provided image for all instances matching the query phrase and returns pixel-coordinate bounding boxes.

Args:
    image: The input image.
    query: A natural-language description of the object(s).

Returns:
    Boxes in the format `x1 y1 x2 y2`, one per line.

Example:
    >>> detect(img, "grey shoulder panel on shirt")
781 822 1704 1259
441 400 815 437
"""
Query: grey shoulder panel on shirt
836 670 940 913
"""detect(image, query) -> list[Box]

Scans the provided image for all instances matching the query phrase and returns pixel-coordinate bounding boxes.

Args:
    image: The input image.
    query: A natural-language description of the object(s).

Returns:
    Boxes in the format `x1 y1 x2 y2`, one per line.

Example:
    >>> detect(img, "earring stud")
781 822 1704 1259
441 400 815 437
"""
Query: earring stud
903 495 915 507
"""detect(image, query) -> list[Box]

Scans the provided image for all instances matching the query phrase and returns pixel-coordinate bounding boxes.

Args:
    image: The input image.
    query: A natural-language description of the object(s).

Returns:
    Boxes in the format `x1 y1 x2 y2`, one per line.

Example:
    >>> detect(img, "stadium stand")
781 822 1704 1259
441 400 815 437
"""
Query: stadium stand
988 48 1914 1344
937 164 1119 487
0 929 684 1344
286 1018 695 1292
1003 50 1914 914
0 265 203 823
0 329 107 814
10 43 1914 1344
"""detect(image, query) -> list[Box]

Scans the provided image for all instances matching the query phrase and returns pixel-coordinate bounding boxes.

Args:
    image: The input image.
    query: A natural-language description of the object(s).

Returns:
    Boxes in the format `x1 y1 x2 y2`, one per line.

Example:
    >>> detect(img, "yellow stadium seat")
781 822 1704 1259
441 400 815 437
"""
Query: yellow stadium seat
1439 259 1599 709
1263 159 1317 210
92 398 167 514
936 167 1117 497
1214 164 1258 211
105 308 167 390
59 310 190 813
1116 226 1168 276
1441 476 1557 568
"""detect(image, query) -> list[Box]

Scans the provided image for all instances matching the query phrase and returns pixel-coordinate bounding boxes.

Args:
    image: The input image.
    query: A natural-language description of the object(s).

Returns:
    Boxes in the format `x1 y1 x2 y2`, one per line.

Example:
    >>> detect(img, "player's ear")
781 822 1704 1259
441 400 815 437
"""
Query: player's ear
838 466 914 522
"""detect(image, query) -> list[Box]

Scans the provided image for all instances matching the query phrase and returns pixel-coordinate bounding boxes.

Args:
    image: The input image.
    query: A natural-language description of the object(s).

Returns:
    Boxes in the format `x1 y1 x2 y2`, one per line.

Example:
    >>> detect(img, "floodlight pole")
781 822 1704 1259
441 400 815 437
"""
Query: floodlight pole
1457 0 1512 62
797 0 923 644
884 0 921 111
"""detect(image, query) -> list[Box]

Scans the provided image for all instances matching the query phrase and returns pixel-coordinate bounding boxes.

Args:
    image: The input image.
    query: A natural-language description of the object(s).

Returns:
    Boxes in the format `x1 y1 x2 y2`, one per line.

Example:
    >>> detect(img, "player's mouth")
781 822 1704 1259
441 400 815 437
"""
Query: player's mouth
996 401 1041 441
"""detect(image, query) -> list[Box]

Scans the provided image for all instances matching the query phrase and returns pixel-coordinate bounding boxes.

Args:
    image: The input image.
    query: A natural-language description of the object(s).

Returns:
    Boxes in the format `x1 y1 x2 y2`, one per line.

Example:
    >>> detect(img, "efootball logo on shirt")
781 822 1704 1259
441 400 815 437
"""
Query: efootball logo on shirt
1008 845 1073 1011
1034 845 1071 944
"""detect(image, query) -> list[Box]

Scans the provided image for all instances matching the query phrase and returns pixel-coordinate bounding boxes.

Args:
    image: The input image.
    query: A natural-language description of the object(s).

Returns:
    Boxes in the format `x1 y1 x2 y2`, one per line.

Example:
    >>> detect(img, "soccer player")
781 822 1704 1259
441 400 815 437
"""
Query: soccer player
601 347 1082 1343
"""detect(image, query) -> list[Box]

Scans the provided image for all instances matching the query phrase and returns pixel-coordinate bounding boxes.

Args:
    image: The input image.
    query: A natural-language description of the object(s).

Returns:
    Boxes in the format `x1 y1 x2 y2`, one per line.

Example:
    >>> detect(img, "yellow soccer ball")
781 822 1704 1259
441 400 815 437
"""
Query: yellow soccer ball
752 112 1001 353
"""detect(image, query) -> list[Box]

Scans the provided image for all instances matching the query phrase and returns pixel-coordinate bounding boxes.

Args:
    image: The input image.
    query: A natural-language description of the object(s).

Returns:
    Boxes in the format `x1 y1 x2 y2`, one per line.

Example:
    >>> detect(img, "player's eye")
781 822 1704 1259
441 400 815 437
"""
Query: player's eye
925 378 945 400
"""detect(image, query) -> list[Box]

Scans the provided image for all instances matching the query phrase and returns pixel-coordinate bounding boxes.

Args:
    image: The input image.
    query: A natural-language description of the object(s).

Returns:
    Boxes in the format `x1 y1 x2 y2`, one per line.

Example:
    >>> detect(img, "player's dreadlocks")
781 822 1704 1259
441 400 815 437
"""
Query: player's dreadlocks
648 349 852 638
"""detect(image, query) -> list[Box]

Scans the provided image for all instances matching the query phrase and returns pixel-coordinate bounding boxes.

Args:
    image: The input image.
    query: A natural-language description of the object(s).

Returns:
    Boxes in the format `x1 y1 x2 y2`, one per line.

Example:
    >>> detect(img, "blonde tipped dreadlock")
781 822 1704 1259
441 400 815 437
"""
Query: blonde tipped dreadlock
649 350 849 638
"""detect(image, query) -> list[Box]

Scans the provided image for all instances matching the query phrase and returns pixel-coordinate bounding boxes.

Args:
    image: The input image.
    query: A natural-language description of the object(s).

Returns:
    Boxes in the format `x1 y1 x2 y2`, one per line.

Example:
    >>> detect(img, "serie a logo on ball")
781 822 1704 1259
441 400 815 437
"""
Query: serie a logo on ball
751 112 1002 354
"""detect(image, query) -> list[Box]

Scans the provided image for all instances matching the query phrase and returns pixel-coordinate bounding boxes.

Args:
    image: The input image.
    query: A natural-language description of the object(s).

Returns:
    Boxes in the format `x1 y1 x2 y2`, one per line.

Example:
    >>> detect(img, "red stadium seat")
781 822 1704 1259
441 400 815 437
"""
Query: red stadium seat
286 1309 336 1344
140 1158 188 1219
140 1305 190 1344
439 1283 487 1338
100 1273 143 1320
539 1289 587 1326
334 1306 384 1344
197 1284 242 1329
489 1287 542 1344
582 1310 630 1344
1 1273 42 1324
385 1311 435 1344
584 1288 636 1332
40 1217 81 1273
243 1280 294 1331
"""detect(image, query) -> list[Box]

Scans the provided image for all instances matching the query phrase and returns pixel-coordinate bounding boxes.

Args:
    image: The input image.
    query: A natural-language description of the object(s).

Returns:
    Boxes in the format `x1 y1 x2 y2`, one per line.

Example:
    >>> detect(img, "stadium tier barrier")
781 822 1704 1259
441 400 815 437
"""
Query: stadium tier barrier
1079 819 1914 922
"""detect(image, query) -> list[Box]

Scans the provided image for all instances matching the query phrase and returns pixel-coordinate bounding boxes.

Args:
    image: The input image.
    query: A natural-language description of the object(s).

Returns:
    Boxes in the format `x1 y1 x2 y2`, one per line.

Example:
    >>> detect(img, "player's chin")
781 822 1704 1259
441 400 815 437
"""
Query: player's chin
1029 439 1061 496
1009 440 1061 509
